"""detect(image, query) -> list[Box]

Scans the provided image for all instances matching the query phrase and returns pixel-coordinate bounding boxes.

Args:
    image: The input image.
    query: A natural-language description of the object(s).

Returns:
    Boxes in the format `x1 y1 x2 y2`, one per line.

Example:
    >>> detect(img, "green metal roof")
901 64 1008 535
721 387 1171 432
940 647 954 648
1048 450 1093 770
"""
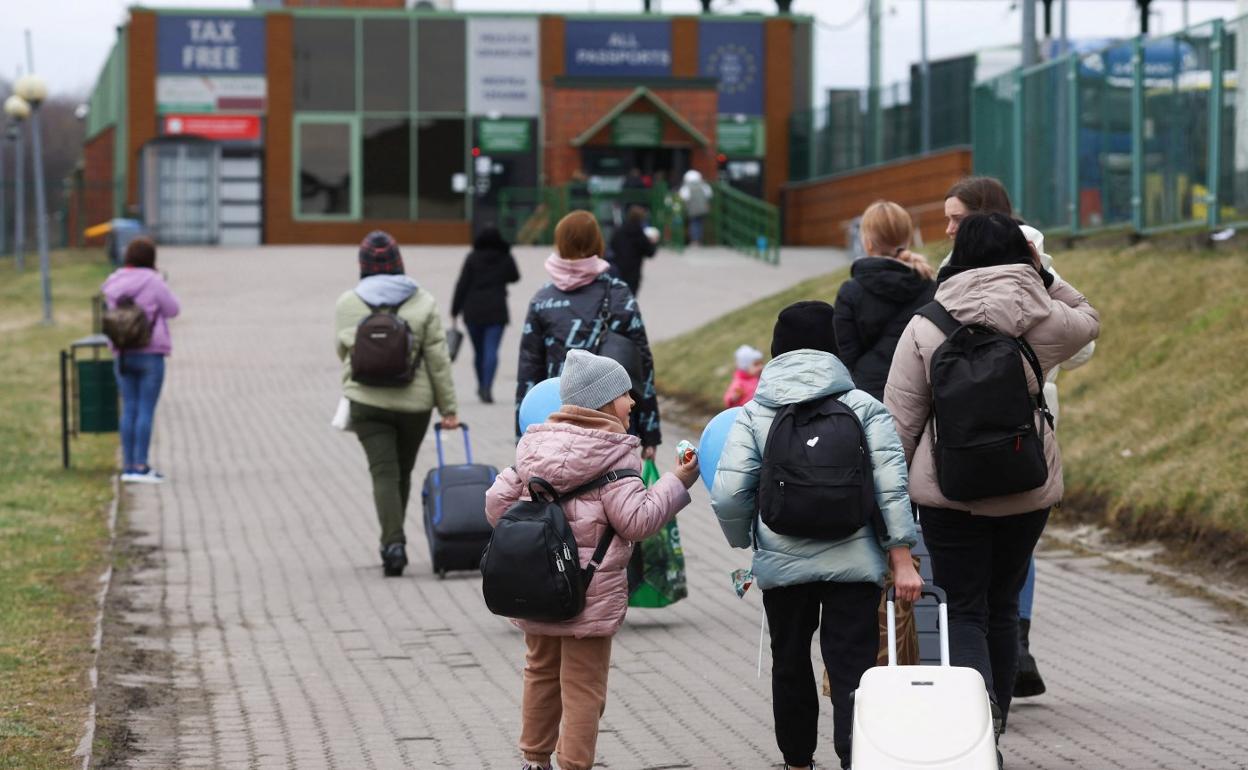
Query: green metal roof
570 86 711 148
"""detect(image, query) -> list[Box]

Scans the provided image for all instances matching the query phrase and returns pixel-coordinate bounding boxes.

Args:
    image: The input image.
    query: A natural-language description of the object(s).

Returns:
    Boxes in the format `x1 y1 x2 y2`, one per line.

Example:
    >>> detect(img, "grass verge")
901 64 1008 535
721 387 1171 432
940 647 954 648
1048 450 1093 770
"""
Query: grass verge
0 250 117 769
654 240 1248 563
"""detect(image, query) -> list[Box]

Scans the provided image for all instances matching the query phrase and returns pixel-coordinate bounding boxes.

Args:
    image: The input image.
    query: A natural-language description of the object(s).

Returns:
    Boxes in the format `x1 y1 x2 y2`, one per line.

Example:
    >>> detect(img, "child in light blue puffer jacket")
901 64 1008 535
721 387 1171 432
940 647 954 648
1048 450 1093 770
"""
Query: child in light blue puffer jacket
710 301 922 770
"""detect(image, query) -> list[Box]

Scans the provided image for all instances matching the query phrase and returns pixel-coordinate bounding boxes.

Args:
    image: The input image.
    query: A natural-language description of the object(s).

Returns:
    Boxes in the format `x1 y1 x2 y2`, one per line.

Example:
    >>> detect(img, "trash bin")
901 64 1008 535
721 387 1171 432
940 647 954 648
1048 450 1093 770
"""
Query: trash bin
108 219 147 266
77 359 119 433
62 334 118 468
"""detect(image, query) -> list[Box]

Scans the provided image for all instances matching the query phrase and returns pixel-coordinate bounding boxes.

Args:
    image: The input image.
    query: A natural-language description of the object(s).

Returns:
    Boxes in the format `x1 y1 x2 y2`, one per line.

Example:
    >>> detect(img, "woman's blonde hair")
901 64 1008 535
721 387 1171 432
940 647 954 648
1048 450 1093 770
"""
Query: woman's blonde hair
554 210 605 261
860 200 934 281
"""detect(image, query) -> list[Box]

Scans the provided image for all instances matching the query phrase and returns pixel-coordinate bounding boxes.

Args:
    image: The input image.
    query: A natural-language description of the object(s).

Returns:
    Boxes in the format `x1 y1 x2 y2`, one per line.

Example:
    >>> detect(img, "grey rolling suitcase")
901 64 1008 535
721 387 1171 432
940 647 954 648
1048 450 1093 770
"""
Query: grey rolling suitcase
421 425 497 577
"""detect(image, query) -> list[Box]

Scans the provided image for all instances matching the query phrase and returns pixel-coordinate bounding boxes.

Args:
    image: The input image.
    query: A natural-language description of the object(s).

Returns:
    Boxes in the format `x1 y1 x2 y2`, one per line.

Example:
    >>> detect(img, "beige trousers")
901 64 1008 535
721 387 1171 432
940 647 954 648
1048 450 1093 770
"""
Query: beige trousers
520 634 613 770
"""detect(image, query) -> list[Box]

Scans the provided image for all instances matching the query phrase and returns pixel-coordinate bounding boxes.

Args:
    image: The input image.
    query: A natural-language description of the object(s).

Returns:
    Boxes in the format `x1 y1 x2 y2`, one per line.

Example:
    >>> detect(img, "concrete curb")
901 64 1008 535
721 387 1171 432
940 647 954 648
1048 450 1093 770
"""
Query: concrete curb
73 473 120 770
1044 523 1248 611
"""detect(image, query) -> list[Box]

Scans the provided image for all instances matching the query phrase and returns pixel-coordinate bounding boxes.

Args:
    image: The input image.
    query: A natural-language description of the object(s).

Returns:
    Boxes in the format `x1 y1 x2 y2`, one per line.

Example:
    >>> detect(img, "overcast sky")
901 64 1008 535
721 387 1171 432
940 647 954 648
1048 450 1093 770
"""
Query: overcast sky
1 0 1242 101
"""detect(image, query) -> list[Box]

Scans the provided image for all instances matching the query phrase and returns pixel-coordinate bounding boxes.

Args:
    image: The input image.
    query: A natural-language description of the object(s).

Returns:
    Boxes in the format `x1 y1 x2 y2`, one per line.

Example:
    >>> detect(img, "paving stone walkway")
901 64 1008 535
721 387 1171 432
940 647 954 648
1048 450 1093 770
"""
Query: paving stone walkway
110 244 1248 770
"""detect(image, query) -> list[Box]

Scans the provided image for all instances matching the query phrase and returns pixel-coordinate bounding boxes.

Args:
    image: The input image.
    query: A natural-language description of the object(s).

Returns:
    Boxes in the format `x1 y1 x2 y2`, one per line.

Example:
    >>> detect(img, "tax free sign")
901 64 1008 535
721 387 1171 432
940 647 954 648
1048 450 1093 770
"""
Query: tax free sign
157 16 267 115
158 16 266 75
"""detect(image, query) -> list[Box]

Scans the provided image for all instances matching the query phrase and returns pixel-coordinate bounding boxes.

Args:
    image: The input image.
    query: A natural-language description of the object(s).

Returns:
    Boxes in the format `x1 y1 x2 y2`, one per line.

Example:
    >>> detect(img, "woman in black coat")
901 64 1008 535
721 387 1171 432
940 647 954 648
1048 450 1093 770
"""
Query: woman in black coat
451 226 521 403
834 200 936 400
607 205 658 296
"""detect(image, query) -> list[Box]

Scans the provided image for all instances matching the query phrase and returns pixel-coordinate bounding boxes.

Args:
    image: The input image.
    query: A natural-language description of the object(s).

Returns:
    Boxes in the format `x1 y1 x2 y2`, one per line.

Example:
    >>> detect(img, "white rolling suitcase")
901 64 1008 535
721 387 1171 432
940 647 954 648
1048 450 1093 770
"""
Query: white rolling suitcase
850 586 999 770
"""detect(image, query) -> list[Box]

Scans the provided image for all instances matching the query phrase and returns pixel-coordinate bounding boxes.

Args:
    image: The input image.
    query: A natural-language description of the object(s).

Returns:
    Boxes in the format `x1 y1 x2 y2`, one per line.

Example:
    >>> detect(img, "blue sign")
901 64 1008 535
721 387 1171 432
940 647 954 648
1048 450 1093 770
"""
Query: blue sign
158 16 267 75
565 21 672 77
699 22 764 116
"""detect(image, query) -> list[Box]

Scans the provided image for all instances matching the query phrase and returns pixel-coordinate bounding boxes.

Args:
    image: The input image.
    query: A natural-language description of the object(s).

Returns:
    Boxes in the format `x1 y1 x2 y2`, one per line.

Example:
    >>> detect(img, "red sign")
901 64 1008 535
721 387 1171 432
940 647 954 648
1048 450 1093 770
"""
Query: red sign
162 114 261 141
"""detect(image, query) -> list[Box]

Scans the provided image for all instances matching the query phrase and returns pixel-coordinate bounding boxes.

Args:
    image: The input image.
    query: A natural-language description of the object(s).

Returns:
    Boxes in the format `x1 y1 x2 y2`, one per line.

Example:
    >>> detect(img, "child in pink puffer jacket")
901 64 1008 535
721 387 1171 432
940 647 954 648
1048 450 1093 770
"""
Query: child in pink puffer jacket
486 350 699 770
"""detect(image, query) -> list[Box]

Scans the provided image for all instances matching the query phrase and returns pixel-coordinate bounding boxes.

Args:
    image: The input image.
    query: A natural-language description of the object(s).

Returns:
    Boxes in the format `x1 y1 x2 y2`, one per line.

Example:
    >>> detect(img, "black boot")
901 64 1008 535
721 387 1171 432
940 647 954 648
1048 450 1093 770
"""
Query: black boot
381 543 408 577
1013 618 1047 697
478 387 494 404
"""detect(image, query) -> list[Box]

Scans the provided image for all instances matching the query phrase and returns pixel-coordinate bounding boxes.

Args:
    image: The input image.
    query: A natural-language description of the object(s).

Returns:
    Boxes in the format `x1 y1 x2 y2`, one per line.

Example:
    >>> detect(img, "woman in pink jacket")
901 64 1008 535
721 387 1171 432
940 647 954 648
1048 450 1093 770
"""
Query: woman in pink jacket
486 350 699 770
100 237 181 484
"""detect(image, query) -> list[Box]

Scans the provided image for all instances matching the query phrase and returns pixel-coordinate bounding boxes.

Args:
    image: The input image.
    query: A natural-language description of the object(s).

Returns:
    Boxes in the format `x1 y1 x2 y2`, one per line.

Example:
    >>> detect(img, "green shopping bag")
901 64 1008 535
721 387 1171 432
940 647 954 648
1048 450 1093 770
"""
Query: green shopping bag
627 459 688 608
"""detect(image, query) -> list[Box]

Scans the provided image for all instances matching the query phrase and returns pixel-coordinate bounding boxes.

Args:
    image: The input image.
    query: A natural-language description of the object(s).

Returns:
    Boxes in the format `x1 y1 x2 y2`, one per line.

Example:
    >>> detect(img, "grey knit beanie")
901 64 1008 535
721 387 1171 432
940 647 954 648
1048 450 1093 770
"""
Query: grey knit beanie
560 350 633 409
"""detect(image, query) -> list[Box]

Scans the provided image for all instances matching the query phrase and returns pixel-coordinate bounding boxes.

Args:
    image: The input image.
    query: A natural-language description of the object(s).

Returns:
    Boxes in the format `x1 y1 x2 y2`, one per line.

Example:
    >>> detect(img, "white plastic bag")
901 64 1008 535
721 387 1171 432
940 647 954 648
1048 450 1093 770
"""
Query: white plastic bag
331 397 353 431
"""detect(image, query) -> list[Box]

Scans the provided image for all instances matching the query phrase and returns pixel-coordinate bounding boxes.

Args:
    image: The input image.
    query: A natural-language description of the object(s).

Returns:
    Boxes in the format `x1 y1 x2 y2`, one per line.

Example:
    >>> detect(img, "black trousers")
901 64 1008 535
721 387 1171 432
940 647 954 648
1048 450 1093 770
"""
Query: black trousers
762 581 881 769
919 506 1049 721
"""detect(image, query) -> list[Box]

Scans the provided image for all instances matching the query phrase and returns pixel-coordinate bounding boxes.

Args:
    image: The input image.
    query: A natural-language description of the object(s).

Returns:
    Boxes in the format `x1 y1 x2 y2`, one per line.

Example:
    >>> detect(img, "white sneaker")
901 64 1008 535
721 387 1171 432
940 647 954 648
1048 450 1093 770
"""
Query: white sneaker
122 469 166 484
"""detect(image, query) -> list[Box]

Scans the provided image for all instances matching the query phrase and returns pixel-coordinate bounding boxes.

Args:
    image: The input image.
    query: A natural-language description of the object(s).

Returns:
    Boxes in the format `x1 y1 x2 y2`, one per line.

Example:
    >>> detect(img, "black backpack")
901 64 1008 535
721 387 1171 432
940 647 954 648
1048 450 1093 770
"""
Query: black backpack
102 297 152 350
915 301 1053 501
481 469 641 623
351 301 419 387
758 393 883 541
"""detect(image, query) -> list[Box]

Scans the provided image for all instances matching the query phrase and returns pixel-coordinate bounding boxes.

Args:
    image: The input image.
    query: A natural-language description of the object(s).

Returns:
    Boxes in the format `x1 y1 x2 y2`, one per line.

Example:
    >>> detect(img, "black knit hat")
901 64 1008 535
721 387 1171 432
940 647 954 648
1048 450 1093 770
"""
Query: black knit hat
359 230 404 278
771 301 838 357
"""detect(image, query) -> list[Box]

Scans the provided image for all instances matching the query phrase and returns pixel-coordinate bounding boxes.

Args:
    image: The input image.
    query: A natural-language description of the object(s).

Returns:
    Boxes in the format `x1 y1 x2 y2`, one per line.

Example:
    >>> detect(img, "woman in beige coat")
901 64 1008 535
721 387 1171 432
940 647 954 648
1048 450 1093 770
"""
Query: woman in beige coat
884 212 1099 739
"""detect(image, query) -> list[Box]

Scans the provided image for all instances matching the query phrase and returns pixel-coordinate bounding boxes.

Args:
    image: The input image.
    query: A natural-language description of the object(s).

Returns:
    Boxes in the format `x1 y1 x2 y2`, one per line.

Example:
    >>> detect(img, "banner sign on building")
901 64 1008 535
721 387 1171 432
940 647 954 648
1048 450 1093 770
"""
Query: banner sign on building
478 119 532 153
158 16 266 75
565 21 672 78
162 114 262 142
157 76 267 114
158 15 267 114
699 22 764 116
717 116 765 156
468 18 540 117
612 113 662 147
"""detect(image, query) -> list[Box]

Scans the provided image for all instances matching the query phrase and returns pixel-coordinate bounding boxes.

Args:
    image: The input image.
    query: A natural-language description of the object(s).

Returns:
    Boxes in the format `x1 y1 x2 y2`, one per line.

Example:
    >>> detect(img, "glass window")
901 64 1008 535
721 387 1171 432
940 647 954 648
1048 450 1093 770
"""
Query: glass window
294 18 356 112
363 119 411 219
298 122 353 217
417 19 466 113
363 19 410 112
417 119 466 220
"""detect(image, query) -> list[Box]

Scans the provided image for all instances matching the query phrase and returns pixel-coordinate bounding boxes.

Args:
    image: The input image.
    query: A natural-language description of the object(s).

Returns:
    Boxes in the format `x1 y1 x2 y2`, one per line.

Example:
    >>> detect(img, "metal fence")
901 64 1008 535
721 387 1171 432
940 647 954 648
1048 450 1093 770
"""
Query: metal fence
790 67 975 183
973 14 1248 236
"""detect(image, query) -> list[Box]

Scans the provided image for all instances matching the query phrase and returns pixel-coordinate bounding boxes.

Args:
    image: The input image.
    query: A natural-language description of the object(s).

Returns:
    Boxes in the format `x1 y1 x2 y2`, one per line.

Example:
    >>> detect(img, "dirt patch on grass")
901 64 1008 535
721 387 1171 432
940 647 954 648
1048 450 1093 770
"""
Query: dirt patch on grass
92 527 176 768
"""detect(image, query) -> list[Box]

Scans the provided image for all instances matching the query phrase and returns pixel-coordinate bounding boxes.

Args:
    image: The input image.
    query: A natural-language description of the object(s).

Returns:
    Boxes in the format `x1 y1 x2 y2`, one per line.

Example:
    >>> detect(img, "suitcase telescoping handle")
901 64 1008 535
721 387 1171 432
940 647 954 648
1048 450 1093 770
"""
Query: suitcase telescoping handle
433 423 473 468
886 585 950 667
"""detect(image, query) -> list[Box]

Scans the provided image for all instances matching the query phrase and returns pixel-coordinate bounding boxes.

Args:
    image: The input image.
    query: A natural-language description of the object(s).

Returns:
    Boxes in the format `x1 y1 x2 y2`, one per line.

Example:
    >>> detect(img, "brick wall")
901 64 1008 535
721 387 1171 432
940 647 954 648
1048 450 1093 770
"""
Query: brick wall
782 148 972 247
80 128 117 245
126 10 158 212
544 85 719 189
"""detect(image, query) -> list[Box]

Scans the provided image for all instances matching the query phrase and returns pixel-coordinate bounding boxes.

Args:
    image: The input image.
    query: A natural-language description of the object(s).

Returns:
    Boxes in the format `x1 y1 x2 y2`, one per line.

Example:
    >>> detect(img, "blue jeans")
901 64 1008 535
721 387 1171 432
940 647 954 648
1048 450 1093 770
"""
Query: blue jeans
1018 556 1037 620
114 353 166 469
688 215 706 244
466 323 504 393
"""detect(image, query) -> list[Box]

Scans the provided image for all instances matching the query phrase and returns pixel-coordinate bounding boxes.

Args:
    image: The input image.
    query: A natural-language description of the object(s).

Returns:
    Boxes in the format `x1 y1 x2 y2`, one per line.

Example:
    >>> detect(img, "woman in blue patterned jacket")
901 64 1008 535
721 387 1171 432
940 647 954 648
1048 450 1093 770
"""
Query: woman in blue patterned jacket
515 210 662 458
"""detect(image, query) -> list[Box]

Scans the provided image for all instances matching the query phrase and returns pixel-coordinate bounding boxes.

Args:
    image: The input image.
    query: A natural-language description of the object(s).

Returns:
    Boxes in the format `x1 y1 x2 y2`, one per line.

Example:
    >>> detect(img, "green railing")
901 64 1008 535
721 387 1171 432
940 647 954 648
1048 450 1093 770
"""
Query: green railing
973 14 1248 237
711 182 780 264
497 180 688 251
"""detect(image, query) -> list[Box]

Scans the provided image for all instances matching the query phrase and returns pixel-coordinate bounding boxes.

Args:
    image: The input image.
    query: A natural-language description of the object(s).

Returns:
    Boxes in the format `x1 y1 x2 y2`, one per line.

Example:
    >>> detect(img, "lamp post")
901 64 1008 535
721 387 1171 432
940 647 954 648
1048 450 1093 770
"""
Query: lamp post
16 66 52 324
4 94 29 274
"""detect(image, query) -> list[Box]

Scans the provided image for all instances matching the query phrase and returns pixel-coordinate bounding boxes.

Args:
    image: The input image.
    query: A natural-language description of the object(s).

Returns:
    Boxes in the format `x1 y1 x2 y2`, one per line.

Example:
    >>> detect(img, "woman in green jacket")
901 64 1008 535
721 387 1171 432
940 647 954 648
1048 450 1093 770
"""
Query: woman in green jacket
336 231 459 577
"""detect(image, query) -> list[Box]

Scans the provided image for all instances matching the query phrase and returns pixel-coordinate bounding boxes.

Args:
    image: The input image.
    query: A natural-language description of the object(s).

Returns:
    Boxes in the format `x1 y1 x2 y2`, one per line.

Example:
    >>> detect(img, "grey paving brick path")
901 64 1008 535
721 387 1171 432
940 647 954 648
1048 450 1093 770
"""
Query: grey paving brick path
111 245 1248 770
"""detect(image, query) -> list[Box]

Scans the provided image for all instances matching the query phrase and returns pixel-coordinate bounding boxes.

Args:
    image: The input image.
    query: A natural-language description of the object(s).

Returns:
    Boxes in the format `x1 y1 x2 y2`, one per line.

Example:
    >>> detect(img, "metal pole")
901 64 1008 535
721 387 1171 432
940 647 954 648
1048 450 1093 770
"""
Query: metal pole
61 349 70 469
0 127 6 256
1060 0 1069 54
27 30 53 323
920 0 931 154
1207 19 1224 229
1023 0 1037 67
868 0 883 163
14 118 25 273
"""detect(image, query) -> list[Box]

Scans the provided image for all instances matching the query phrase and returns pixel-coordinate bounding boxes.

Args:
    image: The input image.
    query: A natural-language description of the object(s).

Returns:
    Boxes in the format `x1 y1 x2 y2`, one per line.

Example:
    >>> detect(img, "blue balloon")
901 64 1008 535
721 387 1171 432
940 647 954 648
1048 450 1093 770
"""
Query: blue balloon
519 377 562 434
698 406 744 492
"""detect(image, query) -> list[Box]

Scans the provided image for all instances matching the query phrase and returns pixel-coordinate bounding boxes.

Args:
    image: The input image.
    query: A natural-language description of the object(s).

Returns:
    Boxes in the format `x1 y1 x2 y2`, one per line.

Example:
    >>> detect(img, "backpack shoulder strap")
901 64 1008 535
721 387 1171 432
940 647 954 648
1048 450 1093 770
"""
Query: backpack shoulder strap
1016 337 1055 429
915 301 960 338
558 468 643 579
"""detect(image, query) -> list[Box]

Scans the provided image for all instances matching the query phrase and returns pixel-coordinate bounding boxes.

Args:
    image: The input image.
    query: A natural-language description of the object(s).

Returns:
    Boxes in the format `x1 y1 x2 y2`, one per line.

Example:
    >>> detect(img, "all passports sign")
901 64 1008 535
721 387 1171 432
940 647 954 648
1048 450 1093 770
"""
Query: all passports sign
565 21 672 77
157 15 267 115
